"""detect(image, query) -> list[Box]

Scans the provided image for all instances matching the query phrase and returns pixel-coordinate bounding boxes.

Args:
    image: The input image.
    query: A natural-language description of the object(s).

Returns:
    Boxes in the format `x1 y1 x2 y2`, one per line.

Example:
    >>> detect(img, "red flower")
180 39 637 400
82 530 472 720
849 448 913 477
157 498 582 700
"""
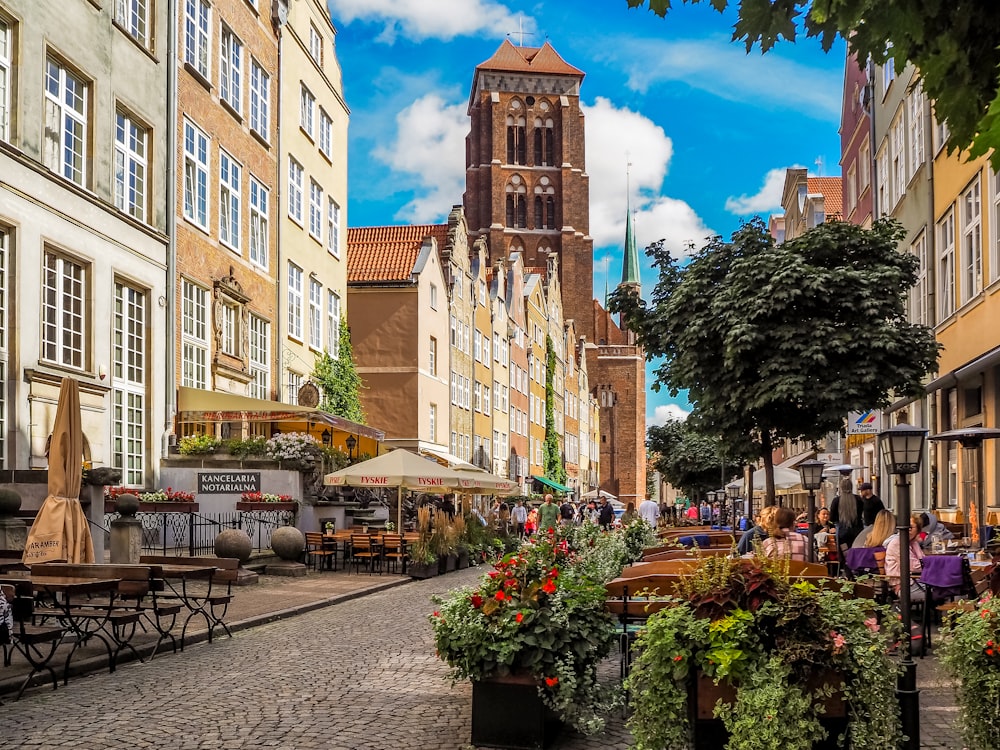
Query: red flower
515 612 524 623
542 579 557 594
470 594 483 609
988 640 995 647
494 590 506 601
550 568 559 578
504 578 518 589
988 648 995 656
545 676 559 687
488 571 499 579
673 655 683 662
433 611 440 618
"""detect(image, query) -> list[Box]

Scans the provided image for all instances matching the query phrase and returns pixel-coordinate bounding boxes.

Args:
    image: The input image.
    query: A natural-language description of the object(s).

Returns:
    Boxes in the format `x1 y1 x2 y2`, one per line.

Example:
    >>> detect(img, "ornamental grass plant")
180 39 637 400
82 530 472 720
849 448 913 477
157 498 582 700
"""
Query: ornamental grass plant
626 555 903 750
941 591 1000 749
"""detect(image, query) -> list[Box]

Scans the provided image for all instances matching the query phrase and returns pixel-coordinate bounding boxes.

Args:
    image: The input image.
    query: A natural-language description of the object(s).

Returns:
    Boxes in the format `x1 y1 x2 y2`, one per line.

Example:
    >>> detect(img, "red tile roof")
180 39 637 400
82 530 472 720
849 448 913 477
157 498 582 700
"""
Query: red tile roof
476 39 584 77
347 224 448 283
808 177 844 219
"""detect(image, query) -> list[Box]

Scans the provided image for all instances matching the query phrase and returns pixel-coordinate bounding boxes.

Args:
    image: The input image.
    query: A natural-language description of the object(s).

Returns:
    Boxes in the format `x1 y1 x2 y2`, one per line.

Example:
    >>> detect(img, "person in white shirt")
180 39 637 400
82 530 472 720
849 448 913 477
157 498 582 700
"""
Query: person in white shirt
638 496 660 528
511 499 528 538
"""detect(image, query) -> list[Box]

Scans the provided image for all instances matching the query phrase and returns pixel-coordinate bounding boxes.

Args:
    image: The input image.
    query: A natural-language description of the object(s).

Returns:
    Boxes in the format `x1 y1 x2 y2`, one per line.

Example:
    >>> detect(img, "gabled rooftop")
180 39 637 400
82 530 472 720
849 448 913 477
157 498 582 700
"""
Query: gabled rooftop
475 39 584 77
347 224 448 283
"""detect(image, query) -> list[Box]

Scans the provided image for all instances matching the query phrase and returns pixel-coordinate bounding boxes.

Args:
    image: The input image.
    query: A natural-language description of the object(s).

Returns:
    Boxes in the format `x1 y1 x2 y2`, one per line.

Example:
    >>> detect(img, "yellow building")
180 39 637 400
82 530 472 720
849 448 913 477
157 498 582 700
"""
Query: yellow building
471 241 494 469
525 271 548 481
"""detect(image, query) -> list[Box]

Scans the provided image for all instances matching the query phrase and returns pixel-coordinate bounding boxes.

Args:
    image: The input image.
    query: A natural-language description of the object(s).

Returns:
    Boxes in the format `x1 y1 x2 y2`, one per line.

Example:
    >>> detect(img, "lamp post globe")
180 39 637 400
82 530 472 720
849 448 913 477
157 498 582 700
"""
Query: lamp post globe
797 459 826 564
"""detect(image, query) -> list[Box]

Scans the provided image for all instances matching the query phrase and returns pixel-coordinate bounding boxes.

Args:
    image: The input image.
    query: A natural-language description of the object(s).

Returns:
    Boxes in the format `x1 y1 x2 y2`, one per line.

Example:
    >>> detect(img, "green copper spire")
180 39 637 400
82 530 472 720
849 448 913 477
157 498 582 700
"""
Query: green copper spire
621 200 640 287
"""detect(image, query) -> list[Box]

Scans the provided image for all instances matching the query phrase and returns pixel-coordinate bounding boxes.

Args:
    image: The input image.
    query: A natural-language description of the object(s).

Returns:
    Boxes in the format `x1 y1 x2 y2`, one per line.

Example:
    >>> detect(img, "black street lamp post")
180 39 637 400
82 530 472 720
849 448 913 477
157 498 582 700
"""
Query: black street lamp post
879 423 927 750
797 459 826 564
345 434 357 462
726 483 740 530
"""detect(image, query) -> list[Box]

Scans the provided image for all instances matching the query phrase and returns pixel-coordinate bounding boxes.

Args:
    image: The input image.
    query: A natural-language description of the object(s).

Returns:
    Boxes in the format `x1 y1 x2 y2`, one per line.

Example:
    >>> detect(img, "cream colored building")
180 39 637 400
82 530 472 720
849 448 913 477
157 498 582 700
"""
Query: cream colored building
278 0 349 404
489 258 512 479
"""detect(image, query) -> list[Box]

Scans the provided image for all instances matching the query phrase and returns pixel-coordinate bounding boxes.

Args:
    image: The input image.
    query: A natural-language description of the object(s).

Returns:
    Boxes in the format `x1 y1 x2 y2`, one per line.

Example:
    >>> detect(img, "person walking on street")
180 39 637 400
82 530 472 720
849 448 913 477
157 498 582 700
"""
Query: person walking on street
639 495 661 528
511 499 528 538
559 498 576 526
858 482 886 526
597 495 615 530
537 494 560 534
830 477 865 550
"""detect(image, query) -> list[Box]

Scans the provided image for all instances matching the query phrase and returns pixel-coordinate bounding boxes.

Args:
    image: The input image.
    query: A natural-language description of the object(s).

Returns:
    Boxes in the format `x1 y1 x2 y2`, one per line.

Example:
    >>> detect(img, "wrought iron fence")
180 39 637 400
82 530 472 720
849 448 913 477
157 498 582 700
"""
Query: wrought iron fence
102 509 296 556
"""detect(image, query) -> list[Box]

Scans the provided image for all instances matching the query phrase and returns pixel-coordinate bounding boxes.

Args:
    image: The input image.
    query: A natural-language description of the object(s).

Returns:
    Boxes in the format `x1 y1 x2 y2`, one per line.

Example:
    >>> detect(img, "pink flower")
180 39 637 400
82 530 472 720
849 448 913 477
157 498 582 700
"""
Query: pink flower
830 630 846 652
673 655 683 662
864 617 880 633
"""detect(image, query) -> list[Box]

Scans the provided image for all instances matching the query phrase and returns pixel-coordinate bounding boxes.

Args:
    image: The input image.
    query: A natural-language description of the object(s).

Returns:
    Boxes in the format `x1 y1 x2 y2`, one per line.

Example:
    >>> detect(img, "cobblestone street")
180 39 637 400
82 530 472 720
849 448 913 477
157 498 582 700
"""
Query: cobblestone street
0 567 965 749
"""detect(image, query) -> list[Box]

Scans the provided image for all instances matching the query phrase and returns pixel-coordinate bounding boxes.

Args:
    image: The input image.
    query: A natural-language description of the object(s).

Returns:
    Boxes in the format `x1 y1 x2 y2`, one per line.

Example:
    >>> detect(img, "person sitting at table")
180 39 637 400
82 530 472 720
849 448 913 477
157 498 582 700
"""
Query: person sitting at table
737 505 777 555
919 511 954 550
761 507 808 561
885 514 926 599
852 509 897 549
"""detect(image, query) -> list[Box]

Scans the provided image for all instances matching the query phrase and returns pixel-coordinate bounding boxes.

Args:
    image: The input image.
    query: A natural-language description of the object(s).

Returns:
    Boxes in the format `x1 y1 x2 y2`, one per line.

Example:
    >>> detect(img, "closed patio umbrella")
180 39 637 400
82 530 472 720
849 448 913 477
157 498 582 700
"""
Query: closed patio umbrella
23 378 95 564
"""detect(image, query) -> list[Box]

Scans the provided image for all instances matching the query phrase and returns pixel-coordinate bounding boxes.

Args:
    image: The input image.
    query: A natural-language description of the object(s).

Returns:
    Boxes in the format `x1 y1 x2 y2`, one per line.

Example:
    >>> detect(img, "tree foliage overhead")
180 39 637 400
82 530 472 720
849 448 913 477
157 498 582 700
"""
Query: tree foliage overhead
311 316 365 424
647 419 744 501
609 218 940 503
626 0 1000 167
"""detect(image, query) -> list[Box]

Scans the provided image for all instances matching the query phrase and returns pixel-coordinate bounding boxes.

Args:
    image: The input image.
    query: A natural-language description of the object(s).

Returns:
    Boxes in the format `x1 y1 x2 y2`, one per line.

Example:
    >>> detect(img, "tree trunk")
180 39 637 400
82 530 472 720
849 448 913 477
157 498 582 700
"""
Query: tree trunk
761 431 775 506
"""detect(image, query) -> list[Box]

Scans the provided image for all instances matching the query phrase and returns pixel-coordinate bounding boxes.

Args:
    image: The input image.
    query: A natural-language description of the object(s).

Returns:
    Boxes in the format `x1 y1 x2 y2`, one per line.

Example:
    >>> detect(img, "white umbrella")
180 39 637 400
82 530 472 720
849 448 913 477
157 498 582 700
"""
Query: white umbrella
453 465 517 496
581 489 616 501
750 466 802 491
823 463 865 475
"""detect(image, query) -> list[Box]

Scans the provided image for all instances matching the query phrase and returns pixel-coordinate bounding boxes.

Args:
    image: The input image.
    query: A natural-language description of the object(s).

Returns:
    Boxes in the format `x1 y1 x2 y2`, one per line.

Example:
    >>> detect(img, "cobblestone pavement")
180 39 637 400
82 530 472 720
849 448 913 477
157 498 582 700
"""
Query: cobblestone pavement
0 566 966 749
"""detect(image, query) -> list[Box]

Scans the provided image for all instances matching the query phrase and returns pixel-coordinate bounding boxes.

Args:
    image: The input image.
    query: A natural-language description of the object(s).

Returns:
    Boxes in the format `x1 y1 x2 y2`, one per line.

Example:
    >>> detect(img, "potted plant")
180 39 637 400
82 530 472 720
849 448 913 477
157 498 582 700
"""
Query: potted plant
941 591 1000 749
236 491 297 512
106 487 199 513
431 527 620 747
431 512 457 574
177 433 221 455
625 555 903 750
453 514 470 569
407 506 437 579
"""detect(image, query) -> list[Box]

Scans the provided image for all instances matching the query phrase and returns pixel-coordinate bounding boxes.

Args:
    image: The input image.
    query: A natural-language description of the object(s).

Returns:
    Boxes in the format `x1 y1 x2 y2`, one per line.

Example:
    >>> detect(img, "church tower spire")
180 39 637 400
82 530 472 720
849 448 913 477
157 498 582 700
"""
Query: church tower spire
621 162 640 289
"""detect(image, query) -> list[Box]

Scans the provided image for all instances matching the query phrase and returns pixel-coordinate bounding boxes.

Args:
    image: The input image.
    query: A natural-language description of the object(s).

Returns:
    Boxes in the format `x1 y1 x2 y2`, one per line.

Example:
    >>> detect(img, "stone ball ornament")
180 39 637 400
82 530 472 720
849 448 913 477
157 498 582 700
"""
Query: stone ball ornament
271 526 305 561
114 492 141 518
215 528 253 563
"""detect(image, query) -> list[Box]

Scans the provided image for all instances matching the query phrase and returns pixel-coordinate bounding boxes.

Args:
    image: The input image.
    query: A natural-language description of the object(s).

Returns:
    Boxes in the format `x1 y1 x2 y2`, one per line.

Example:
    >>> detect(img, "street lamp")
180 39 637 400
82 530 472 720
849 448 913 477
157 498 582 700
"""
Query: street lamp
345 434 357 462
797 459 826 564
321 428 332 447
726 483 740 529
879 423 927 750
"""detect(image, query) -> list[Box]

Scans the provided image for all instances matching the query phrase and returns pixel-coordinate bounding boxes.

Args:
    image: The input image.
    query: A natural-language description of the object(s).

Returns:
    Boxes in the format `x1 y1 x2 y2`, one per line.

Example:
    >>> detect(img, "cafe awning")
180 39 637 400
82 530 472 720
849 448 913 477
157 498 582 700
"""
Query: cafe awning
176 386 384 441
531 475 573 494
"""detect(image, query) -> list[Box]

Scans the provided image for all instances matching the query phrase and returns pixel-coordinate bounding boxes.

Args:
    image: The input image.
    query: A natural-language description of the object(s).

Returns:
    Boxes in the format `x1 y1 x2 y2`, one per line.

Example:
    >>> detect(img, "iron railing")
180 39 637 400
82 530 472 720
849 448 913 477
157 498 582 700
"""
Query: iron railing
101 509 296 556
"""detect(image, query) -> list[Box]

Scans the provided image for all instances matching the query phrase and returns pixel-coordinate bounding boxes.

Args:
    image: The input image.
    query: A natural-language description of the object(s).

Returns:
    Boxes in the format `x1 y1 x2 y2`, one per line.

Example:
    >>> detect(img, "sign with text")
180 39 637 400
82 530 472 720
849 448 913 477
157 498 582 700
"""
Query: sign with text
846 411 882 435
198 471 261 494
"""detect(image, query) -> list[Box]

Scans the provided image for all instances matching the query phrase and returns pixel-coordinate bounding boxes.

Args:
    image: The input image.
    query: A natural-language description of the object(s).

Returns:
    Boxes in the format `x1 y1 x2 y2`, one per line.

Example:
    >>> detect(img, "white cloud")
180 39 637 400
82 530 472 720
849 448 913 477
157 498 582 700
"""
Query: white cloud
602 35 842 122
649 404 691 426
725 166 803 215
584 97 713 259
373 94 468 222
328 0 532 43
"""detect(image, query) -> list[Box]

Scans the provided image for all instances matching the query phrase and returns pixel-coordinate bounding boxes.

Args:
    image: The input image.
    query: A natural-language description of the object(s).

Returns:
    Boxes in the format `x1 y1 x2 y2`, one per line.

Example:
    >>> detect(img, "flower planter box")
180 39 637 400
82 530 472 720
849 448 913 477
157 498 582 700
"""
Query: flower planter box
457 549 470 569
471 672 561 749
407 561 438 579
437 554 458 575
691 671 847 750
236 502 298 512
105 501 200 513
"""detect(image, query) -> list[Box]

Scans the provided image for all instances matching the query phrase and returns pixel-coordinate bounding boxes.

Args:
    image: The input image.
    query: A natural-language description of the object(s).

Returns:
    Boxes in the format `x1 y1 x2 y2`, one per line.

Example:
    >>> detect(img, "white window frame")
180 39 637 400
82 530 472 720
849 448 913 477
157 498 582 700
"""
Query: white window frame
181 279 209 388
938 209 956 320
0 17 9 142
112 281 146 486
183 0 210 79
114 109 148 222
249 314 269 400
219 150 241 251
286 370 302 405
908 86 925 178
249 58 269 140
42 251 86 369
308 25 322 66
327 198 341 258
308 179 323 241
287 262 303 341
44 58 88 186
992 169 1000 285
858 139 871 193
429 336 436 376
249 176 269 269
308 278 322 350
846 163 857 214
220 301 237 355
429 404 436 442
429 284 437 310
961 177 982 303
300 84 315 138
220 25 243 114
183 119 210 228
319 109 333 159
287 158 303 224
326 291 340 355
876 146 888 218
911 230 929 326
116 0 151 48
890 112 905 207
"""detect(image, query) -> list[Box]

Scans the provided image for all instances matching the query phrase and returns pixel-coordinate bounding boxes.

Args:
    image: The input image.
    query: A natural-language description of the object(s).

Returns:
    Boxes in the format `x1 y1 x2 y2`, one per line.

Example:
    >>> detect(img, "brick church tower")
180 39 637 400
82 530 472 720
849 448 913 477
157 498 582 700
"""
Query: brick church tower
463 40 594 341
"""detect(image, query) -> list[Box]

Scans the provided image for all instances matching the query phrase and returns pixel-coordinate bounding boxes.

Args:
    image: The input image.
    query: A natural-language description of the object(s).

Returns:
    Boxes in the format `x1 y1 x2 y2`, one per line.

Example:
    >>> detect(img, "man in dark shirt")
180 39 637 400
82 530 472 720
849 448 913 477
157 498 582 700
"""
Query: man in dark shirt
858 482 885 526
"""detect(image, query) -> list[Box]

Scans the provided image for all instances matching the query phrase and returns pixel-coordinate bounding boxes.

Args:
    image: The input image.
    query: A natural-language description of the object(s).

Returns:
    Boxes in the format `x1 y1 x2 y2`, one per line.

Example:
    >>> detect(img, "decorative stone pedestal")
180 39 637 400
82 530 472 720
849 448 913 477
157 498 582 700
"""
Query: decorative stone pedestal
110 493 142 564
0 488 26 550
215 528 258 585
266 526 307 577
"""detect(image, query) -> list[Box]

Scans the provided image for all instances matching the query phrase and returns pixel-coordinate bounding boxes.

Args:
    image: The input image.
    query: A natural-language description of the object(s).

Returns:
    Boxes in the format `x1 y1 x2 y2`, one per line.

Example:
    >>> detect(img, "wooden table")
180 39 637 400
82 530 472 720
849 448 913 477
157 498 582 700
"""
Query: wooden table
154 564 220 645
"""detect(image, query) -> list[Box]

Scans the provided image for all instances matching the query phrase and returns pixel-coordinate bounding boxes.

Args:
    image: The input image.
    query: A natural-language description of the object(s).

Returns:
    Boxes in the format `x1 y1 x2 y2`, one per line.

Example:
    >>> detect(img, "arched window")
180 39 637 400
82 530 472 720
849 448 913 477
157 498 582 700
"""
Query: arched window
533 118 543 166
545 196 556 229
506 103 526 165
534 176 555 229
506 176 527 228
545 118 555 165
534 195 543 228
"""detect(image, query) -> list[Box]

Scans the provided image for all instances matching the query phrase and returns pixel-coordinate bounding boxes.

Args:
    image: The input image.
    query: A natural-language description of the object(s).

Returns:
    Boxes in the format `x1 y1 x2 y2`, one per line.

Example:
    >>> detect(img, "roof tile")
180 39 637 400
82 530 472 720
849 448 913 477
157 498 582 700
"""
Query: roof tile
808 177 844 220
476 39 584 77
348 224 448 283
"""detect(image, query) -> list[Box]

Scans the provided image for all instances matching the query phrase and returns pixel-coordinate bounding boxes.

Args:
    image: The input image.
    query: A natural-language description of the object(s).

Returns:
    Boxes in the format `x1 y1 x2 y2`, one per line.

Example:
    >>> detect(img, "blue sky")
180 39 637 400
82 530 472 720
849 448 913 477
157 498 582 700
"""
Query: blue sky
326 0 846 426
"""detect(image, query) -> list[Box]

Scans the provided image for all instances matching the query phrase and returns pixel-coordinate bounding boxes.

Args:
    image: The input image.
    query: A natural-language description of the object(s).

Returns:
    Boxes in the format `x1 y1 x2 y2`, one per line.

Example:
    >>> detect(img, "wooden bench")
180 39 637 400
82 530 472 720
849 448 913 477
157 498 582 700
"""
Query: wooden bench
139 556 240 646
1 580 66 699
642 548 733 562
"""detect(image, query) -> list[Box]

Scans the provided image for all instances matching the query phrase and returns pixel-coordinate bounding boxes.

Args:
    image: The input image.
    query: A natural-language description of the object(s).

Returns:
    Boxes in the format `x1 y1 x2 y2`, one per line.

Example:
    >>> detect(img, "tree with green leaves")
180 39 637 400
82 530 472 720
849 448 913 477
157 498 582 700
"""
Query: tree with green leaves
609 218 939 504
626 0 1000 167
311 316 365 423
543 335 568 486
647 419 745 502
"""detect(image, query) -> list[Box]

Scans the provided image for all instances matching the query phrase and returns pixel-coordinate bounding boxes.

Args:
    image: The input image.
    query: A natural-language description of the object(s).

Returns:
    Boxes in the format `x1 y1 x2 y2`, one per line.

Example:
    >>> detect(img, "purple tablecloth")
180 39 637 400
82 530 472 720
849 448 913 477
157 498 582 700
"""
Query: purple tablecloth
920 555 966 599
843 546 883 574
678 534 711 548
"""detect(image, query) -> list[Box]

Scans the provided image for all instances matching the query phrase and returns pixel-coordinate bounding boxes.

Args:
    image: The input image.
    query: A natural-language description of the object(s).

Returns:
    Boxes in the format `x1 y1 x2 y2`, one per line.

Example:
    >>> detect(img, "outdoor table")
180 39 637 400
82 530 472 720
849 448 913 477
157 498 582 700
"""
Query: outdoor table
155 564 220 643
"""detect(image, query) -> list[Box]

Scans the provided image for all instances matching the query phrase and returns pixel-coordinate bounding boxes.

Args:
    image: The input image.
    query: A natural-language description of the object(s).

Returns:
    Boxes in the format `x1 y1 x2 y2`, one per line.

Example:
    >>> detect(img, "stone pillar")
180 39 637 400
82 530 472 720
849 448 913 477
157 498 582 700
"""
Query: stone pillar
0 488 26 550
110 493 143 564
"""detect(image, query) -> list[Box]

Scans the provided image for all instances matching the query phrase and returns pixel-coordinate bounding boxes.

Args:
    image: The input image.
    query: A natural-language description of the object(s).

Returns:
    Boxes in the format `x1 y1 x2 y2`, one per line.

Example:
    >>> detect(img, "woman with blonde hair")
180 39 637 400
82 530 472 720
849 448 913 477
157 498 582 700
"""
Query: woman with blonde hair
865 509 897 549
761 506 808 561
737 504 778 555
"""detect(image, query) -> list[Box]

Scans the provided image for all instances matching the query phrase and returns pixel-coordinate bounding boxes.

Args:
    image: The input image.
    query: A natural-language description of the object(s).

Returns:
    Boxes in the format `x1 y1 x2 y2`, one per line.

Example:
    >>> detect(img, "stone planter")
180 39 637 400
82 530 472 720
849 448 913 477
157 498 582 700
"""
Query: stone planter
471 672 561 749
236 501 298 512
105 501 200 513
691 671 847 750
407 561 438 579
457 548 470 569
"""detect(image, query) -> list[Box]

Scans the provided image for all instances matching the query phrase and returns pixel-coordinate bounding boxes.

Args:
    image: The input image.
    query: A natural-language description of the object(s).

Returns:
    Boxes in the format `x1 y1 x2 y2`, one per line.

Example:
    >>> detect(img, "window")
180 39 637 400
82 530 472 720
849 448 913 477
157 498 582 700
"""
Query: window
474 382 481 412
308 278 321 350
430 283 437 310
938 209 955 320
882 56 895 93
450 316 457 347
890 112 905 207
220 26 242 114
326 291 340 355
506 112 526 164
286 370 302 405
451 372 457 405
474 329 481 362
308 25 322 66
287 158 303 223
299 84 315 138
992 170 1000 285
483 385 491 416
114 110 148 221
494 332 502 363
908 87 925 177
846 163 857 213
876 147 888 218
219 151 241 250
183 119 209 228
429 404 436 442
115 0 150 47
249 314 269 400
183 0 210 78
0 18 9 142
181 279 208 388
112 281 146 486
287 263 303 341
308 180 323 241
506 179 527 228
219 301 237 355
249 177 269 268
42 251 85 368
44 58 88 186
961 178 982 303
858 139 871 193
429 336 437 376
0 229 7 465
327 198 340 257
319 109 332 159
249 59 269 139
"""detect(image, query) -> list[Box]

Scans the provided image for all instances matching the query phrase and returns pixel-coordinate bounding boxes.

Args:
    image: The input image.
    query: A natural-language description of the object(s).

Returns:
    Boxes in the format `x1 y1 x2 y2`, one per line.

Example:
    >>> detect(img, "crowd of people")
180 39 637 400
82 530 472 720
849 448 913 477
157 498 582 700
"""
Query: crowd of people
491 493 669 537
